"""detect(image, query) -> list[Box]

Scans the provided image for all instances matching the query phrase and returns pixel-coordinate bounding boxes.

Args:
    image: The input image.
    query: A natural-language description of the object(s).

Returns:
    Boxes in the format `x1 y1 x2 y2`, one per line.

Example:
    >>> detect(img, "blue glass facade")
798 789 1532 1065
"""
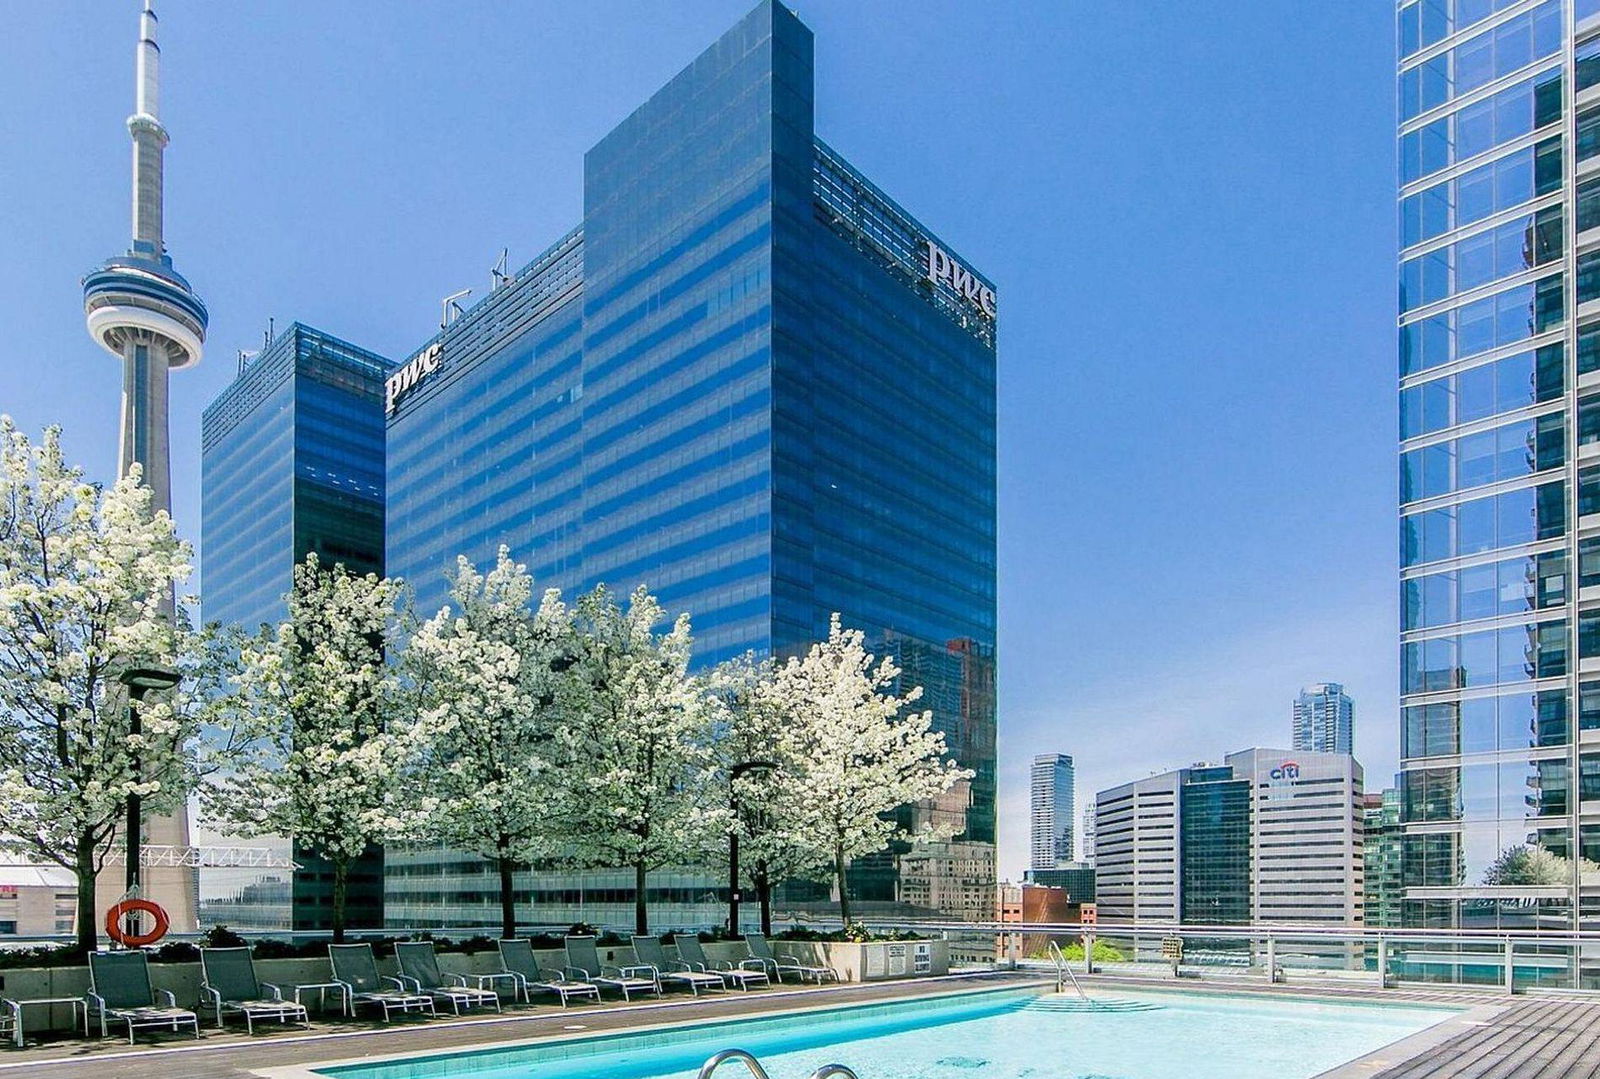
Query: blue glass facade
385 1 996 920
1397 0 1600 978
201 322 391 930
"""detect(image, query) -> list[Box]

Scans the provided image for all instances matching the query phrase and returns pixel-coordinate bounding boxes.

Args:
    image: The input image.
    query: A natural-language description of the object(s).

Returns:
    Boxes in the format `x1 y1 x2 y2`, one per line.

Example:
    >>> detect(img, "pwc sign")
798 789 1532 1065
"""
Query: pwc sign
386 342 443 414
924 240 997 319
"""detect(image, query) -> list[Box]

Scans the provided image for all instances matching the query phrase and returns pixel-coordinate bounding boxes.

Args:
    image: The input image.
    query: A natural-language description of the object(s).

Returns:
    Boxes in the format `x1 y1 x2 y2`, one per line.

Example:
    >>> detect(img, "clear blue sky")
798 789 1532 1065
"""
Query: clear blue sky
1 1 1397 879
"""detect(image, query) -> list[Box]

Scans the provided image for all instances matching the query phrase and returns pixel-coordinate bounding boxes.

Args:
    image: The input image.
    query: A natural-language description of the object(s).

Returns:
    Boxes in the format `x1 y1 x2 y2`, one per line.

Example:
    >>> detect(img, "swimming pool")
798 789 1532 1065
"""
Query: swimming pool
313 986 1460 1079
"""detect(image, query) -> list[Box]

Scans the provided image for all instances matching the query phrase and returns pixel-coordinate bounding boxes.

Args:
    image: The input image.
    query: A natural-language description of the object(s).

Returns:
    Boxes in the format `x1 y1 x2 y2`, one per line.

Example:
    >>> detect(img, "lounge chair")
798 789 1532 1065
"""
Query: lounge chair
564 935 659 1001
86 950 201 1043
743 932 837 984
199 946 310 1033
497 938 600 1007
395 942 501 1015
631 934 725 996
674 934 770 991
327 943 437 1022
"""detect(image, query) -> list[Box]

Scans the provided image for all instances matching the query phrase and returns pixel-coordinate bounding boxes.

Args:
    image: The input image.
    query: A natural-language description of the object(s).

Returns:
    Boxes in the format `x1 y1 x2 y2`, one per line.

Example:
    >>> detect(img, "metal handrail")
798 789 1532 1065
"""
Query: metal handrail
1047 939 1090 1001
699 1049 773 1079
698 1049 857 1079
809 1067 859 1079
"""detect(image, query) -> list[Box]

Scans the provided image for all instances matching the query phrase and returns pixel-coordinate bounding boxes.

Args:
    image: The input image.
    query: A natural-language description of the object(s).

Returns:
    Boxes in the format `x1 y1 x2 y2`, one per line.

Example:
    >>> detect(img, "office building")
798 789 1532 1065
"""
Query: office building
381 1 996 925
1023 864 1096 903
0 858 78 939
1363 788 1404 931
1081 804 1097 867
79 0 207 931
1397 0 1600 977
1094 749 1363 927
201 322 391 930
1030 754 1076 869
1294 682 1354 754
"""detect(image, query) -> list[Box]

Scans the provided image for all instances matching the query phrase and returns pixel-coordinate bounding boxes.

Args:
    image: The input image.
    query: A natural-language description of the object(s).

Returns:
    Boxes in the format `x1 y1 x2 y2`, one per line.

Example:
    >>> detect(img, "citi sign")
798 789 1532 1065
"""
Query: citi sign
1269 761 1301 782
386 342 443 414
924 241 997 319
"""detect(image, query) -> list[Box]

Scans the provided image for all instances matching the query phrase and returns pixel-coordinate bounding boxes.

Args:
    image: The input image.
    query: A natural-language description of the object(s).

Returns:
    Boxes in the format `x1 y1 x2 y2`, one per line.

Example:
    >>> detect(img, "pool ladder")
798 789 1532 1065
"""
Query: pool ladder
698 1048 859 1079
1047 939 1092 1002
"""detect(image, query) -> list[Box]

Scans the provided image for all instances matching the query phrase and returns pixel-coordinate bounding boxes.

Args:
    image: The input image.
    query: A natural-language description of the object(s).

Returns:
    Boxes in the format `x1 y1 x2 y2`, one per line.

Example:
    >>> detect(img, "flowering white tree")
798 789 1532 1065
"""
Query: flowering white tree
400 547 571 938
546 584 723 934
767 615 971 926
0 419 230 950
203 553 407 942
704 653 815 935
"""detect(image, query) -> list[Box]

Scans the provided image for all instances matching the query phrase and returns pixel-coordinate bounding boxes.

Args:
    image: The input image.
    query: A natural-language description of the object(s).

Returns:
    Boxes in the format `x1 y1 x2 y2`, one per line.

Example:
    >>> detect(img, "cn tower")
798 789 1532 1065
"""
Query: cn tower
81 0 205 932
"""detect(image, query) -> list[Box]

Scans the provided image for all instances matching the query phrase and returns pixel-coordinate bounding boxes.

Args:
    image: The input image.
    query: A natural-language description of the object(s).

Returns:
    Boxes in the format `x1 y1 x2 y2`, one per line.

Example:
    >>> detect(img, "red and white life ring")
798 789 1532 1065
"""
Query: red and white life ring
105 899 170 947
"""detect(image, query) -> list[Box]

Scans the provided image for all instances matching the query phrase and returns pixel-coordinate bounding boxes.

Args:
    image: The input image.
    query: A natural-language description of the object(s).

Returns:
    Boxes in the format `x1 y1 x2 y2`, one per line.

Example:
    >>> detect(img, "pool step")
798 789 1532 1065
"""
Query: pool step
1019 996 1165 1013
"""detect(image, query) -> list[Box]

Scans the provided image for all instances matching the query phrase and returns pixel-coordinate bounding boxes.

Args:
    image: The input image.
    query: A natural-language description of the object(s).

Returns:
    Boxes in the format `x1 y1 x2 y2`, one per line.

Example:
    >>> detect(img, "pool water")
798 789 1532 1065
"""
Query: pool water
320 987 1459 1079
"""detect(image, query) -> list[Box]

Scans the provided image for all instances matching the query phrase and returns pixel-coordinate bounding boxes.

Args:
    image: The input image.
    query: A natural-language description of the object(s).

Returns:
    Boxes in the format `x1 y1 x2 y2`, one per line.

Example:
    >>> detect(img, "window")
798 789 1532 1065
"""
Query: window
1400 275 1564 377
1400 209 1563 314
1401 72 1563 185
1399 1 1562 123
1401 345 1563 441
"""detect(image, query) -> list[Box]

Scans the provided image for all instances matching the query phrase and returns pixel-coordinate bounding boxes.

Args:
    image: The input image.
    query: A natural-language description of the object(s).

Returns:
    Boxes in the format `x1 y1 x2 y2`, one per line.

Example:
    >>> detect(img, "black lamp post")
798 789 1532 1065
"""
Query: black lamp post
118 667 181 900
728 760 776 935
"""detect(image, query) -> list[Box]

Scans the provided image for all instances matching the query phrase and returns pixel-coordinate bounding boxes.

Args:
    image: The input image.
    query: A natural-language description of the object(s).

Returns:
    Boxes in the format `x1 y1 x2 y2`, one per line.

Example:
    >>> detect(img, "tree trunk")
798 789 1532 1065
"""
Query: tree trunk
498 854 517 940
835 844 851 927
634 861 648 935
74 832 99 953
331 859 349 944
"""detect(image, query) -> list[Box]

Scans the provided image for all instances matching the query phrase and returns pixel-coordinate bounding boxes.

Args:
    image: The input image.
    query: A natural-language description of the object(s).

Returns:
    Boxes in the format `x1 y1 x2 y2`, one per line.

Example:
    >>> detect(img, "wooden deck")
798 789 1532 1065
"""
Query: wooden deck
0 968 1594 1079
1361 998 1600 1079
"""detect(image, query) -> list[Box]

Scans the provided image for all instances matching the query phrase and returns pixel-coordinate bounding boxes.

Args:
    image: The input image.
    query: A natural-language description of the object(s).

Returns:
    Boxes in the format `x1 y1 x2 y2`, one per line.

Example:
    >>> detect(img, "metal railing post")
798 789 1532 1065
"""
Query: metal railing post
1266 933 1277 984
1505 937 1515 994
1083 929 1094 975
1377 937 1388 988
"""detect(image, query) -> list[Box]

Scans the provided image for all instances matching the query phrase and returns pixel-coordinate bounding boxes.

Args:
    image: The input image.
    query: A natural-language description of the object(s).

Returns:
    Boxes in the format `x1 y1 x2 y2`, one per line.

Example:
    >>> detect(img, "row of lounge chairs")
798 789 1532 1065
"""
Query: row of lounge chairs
85 932 837 1042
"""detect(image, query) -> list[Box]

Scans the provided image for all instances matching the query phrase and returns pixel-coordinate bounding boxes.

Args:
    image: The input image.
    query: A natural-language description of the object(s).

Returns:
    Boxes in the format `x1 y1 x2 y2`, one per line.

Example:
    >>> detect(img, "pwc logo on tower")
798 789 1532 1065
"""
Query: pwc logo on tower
386 342 443 415
924 240 997 319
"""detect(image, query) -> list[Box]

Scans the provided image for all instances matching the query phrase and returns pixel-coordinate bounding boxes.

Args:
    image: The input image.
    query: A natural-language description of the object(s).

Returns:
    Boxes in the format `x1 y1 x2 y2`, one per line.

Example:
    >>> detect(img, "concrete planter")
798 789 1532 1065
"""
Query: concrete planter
773 939 948 982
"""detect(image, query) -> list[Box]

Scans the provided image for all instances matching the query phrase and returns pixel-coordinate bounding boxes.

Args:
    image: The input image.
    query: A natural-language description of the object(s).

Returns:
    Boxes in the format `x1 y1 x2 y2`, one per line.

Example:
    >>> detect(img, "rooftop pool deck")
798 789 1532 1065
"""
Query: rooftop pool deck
0 971 1587 1079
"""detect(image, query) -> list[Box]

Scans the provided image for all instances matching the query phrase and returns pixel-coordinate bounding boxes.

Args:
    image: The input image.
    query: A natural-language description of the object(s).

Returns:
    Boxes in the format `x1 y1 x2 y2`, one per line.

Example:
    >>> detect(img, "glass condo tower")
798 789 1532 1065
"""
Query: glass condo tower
1397 0 1600 986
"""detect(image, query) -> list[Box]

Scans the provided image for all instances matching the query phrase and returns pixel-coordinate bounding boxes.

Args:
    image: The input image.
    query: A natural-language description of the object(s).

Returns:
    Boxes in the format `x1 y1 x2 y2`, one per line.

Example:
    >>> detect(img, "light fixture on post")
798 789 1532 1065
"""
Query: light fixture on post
117 667 181 910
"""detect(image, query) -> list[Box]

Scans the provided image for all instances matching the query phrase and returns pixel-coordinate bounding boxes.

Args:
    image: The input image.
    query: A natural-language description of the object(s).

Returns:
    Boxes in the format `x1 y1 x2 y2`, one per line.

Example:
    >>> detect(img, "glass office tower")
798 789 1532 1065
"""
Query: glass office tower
1397 0 1600 985
201 322 391 930
385 0 997 926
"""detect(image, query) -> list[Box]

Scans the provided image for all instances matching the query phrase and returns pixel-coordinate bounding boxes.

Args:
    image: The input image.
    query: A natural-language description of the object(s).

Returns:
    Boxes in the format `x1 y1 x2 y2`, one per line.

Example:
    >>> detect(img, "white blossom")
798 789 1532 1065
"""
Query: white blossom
202 553 407 940
543 584 725 934
397 546 568 937
0 418 228 949
762 614 972 925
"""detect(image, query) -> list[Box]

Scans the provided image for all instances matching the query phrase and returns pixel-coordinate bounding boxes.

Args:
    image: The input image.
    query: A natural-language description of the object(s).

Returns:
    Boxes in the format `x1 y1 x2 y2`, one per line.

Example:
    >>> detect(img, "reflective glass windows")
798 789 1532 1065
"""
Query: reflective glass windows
1400 208 1563 313
1399 1 1562 123
1403 688 1571 757
1400 274 1564 376
1400 71 1563 185
1401 414 1563 502
1401 480 1566 565
1403 550 1567 628
1401 140 1561 248
1401 344 1564 439
1402 616 1567 692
